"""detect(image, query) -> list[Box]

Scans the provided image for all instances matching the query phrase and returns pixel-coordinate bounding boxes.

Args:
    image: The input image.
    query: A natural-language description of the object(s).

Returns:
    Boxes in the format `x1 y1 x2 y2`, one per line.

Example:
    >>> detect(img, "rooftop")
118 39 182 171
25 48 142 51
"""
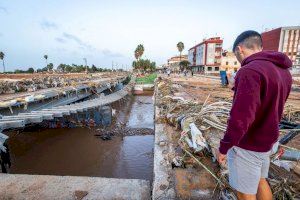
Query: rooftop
189 37 223 50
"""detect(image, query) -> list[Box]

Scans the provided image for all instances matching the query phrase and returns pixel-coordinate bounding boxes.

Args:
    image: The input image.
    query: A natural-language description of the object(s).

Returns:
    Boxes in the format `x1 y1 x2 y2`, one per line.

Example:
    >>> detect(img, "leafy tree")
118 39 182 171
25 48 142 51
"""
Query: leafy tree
27 67 34 73
91 64 97 72
38 63 110 74
0 51 5 73
57 64 66 72
132 58 156 72
179 60 190 71
13 67 34 73
47 63 54 72
14 69 23 73
65 65 73 73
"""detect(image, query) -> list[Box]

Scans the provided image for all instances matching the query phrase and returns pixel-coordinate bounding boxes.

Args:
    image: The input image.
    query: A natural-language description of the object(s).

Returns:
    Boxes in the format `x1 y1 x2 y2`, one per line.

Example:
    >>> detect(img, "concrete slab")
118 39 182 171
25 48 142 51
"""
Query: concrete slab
18 113 54 120
31 111 64 118
2 115 43 123
152 122 175 200
0 120 25 129
0 174 151 200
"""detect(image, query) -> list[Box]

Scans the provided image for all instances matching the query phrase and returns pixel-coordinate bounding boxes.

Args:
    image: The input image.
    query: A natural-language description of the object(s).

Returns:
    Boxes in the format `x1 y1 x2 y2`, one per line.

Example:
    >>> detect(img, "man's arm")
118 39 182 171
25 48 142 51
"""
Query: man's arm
219 68 262 155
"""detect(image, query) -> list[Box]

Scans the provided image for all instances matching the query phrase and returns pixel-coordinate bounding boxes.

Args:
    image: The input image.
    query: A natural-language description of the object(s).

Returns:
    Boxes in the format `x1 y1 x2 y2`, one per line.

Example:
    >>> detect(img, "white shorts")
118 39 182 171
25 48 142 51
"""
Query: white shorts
227 146 271 195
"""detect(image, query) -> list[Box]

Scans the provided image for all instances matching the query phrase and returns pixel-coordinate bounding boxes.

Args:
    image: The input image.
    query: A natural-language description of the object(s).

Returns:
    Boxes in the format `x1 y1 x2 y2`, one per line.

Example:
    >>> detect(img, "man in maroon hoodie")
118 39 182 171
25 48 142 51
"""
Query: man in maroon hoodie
217 30 292 200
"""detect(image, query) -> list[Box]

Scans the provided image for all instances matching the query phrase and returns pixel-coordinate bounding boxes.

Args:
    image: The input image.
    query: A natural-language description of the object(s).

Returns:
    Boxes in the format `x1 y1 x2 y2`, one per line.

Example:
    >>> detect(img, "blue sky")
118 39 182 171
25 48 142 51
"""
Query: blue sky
0 0 299 71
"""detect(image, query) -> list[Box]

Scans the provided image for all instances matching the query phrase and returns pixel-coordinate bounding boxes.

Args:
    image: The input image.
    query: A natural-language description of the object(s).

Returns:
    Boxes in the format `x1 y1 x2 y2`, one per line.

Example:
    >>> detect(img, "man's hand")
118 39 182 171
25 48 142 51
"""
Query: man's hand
217 150 227 167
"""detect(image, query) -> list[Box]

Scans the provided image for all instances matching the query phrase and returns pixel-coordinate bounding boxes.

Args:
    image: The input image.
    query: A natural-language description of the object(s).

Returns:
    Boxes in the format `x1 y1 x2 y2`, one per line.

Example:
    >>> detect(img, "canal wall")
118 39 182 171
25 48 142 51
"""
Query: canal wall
152 108 176 199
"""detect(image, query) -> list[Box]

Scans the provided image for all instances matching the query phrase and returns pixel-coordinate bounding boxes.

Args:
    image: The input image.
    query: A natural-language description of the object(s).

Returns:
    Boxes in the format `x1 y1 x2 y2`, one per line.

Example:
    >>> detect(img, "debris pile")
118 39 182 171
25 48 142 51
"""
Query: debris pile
284 104 300 123
0 72 128 95
94 127 154 140
155 78 300 199
0 72 129 111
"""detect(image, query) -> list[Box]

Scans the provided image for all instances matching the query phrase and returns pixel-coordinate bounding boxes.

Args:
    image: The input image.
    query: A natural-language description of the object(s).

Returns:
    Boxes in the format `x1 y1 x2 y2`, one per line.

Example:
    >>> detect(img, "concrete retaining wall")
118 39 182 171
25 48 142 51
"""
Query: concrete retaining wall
0 174 150 200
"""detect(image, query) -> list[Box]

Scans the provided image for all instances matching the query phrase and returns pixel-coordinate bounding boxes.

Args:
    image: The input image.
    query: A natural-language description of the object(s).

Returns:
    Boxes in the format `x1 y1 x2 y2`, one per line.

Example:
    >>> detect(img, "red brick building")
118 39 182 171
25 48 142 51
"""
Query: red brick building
188 37 223 74
261 26 300 66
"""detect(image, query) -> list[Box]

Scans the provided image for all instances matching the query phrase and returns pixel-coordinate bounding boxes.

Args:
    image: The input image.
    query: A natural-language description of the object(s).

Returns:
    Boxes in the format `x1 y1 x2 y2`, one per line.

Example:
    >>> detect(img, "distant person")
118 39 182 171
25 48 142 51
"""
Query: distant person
167 69 171 77
184 70 187 76
217 30 292 200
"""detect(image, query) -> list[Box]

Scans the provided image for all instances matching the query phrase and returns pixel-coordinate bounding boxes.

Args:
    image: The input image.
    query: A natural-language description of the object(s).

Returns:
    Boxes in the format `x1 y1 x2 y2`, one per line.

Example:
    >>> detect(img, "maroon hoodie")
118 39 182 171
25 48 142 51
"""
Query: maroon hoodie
219 51 292 154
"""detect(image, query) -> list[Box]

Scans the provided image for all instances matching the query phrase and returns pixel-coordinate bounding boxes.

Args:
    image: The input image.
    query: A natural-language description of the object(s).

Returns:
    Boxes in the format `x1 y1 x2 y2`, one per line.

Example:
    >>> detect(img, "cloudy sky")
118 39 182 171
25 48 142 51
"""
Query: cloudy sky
0 0 299 71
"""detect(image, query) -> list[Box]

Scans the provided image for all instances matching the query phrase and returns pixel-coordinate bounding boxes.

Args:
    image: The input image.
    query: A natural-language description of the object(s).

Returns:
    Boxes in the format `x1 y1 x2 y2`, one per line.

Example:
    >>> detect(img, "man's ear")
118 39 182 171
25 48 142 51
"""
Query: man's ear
237 45 243 54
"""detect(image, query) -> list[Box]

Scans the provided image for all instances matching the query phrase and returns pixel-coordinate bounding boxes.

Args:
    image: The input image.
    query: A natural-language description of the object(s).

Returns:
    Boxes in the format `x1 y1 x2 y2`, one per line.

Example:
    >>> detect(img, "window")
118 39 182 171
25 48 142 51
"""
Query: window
215 67 219 71
207 67 212 71
226 61 229 65
234 61 237 65
234 68 238 72
226 68 228 71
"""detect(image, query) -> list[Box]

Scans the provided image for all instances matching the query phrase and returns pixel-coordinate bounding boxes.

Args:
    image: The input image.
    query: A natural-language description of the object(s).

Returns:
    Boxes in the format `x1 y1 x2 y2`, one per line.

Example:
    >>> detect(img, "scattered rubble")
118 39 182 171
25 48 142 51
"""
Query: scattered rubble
155 76 300 199
94 126 154 140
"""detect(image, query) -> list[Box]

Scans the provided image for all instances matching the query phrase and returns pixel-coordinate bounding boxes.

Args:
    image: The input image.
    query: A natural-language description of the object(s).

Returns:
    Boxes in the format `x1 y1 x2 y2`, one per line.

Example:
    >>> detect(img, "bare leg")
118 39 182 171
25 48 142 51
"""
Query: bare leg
237 191 256 200
257 178 272 200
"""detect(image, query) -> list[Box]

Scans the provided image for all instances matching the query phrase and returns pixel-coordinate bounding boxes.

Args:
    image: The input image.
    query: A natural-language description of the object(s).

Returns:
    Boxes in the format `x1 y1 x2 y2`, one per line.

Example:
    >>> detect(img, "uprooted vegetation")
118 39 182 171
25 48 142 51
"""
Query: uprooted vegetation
155 77 300 199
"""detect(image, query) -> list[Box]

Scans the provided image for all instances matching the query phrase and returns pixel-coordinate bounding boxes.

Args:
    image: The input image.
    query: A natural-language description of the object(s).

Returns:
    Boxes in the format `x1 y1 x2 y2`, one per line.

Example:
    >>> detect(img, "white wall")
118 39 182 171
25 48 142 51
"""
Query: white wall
206 43 216 65
195 44 204 66
188 49 194 65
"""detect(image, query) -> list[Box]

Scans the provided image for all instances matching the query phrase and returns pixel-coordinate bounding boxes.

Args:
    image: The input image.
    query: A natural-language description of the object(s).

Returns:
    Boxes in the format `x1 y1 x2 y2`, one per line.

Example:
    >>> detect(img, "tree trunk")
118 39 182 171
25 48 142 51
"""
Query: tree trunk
180 51 182 72
46 59 49 72
2 59 5 73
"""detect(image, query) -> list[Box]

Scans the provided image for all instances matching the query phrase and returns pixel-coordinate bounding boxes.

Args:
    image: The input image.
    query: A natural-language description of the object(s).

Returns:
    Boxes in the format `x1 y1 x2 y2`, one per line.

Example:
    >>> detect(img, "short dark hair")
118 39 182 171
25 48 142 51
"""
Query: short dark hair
232 30 262 52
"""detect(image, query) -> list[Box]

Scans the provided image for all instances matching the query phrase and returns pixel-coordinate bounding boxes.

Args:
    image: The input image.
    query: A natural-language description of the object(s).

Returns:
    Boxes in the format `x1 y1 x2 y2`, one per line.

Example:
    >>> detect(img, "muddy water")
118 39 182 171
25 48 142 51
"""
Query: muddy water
7 94 154 181
127 95 154 129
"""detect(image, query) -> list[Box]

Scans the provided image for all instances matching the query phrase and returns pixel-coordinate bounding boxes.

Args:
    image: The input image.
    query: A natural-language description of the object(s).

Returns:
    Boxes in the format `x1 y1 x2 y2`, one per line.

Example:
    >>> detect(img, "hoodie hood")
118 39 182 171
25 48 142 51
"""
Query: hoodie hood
241 50 292 69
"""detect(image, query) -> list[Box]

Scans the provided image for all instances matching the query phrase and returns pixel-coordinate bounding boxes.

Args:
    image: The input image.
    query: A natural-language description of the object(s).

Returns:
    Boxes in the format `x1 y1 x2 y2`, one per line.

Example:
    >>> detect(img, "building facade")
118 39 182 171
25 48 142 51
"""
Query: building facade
261 26 300 66
220 51 240 73
167 55 188 72
188 37 223 74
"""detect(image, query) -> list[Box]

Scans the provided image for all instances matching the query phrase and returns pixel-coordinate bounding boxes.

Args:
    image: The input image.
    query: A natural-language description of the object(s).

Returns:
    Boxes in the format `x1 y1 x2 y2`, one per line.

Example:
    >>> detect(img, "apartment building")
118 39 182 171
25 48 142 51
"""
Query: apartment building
261 26 300 66
188 37 223 74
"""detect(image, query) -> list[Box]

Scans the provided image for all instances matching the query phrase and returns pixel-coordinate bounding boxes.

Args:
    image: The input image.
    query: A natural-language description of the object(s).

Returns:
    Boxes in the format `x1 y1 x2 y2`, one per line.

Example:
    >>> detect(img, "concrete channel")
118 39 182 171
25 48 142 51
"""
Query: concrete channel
0 78 161 200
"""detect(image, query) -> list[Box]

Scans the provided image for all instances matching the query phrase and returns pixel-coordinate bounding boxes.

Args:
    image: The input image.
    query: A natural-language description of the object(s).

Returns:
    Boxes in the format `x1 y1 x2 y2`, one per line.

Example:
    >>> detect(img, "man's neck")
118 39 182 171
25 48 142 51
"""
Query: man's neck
244 49 262 60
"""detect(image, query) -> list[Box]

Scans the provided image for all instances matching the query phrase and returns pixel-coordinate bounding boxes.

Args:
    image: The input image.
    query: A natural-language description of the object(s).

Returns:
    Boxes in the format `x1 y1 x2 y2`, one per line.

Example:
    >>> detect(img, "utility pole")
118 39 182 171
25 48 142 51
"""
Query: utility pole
112 61 114 71
83 58 88 73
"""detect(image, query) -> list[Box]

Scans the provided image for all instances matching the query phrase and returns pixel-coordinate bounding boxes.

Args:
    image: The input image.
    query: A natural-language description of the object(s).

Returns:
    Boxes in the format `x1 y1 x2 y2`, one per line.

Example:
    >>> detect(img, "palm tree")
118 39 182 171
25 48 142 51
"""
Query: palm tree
134 44 144 71
137 44 144 59
44 55 48 71
134 44 144 61
0 51 5 73
177 42 184 72
177 42 184 61
134 49 139 61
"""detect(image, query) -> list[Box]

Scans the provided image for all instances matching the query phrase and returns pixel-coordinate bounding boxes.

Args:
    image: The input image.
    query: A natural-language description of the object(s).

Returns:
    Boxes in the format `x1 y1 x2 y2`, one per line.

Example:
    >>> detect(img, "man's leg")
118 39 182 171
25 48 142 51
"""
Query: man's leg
236 191 256 200
227 147 262 199
256 178 272 200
